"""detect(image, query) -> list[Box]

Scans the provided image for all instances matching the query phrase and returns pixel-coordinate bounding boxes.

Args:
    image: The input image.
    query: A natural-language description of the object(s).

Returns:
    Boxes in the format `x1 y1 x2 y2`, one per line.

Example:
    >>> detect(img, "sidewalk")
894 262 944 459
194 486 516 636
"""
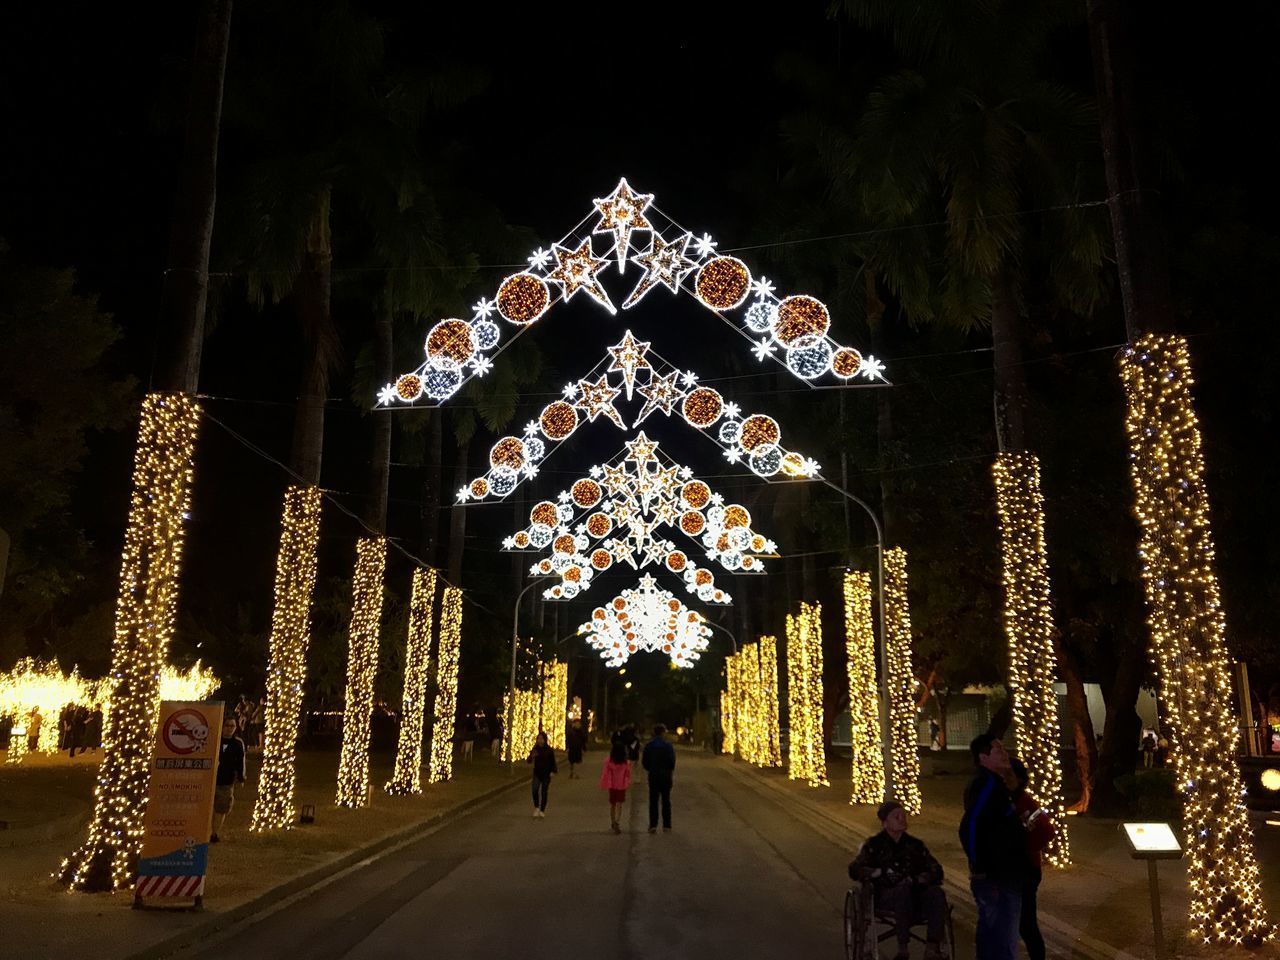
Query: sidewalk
0 748 523 959
722 753 1280 959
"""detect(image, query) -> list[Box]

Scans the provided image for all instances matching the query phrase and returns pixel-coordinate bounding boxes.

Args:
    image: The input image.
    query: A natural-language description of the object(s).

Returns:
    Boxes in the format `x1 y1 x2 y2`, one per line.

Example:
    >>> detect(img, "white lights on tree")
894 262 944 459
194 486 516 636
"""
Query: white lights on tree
576 574 712 669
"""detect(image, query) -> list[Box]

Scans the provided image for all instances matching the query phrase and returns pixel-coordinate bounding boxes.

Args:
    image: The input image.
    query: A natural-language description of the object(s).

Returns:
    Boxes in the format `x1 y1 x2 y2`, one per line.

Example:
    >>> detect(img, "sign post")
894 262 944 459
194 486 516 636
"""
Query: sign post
134 700 224 909
1120 822 1183 958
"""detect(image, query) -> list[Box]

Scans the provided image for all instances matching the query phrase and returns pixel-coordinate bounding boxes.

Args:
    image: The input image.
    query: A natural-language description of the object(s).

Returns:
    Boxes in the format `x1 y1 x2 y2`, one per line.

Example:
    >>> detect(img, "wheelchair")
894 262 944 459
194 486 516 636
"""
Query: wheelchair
843 880 956 960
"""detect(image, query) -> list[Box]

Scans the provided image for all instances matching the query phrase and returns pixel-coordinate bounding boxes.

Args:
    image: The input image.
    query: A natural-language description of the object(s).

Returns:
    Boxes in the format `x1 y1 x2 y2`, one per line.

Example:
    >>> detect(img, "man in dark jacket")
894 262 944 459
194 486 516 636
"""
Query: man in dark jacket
959 733 1026 960
641 724 676 833
849 800 947 960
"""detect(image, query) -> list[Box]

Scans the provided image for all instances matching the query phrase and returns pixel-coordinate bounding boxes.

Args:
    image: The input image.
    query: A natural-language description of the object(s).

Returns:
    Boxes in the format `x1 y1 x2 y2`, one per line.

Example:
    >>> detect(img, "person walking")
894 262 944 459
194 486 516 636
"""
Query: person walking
26 707 42 752
212 715 246 842
849 800 948 960
526 731 557 818
599 740 632 834
1141 728 1156 768
69 705 88 757
1007 756 1054 960
567 721 586 778
87 704 103 753
959 733 1026 960
641 724 676 833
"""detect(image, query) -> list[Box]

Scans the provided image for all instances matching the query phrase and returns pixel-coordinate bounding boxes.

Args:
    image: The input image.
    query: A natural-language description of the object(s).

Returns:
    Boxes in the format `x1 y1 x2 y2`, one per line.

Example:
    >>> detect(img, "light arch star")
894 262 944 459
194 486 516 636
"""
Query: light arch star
593 178 654 275
573 374 625 429
607 331 652 399
624 431 659 467
633 370 685 427
622 232 697 309
547 239 617 315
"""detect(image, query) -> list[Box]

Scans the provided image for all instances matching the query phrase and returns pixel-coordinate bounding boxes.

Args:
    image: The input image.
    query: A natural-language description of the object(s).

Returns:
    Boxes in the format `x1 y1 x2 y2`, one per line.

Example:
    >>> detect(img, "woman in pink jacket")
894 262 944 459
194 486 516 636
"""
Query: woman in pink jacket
599 740 632 834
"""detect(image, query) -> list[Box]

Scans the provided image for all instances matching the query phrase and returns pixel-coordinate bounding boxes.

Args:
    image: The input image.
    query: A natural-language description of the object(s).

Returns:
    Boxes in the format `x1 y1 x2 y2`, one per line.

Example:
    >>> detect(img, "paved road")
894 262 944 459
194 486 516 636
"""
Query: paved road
180 753 969 960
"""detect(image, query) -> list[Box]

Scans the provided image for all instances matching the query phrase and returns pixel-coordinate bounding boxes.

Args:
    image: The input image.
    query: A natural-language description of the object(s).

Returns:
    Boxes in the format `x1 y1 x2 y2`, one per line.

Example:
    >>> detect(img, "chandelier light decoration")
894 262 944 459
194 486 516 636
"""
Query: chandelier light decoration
59 393 200 891
335 538 388 808
1120 334 1271 945
251 485 324 832
843 571 886 805
576 575 712 669
453 331 824 506
428 587 464 784
385 569 438 796
785 602 828 787
377 179 887 412
993 452 1070 865
884 548 922 815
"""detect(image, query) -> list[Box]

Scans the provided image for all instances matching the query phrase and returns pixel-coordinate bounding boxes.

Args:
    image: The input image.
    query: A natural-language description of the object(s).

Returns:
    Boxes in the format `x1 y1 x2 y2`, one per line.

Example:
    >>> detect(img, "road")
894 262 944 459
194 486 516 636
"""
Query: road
176 752 971 959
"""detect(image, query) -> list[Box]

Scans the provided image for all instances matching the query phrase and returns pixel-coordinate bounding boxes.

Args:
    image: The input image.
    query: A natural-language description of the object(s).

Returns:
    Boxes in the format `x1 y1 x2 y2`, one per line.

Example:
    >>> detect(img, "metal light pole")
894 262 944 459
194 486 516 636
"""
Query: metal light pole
508 578 551 769
704 619 738 654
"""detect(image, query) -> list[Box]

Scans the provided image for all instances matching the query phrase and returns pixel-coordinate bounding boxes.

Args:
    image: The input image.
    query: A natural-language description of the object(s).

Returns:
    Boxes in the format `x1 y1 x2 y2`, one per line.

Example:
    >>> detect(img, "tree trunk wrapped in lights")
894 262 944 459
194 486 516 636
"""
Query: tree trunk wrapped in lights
740 644 765 766
250 484 323 831
993 452 1071 866
844 571 886 805
759 635 783 768
384 569 438 795
335 537 387 807
537 660 569 750
884 548 922 814
785 603 828 787
59 393 200 890
720 688 737 757
427 587 463 783
503 688 539 762
1120 334 1271 945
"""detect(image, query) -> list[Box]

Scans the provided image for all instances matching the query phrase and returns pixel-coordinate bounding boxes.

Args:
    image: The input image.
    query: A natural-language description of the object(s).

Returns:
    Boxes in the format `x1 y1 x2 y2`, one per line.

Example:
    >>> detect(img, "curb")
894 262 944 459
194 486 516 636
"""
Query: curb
0 807 91 849
124 775 526 960
719 759 1135 960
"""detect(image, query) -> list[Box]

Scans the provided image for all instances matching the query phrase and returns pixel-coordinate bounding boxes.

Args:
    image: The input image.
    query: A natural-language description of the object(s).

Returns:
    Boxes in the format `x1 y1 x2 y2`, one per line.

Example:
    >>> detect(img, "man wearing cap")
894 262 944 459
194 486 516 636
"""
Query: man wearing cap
849 799 948 960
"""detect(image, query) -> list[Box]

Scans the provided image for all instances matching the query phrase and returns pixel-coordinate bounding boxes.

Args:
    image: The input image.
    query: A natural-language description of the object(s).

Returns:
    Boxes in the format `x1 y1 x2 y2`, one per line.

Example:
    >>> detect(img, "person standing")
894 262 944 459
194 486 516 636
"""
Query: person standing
26 707 42 752
959 734 1026 960
69 706 88 757
212 716 246 842
526 731 557 818
641 724 676 833
599 740 632 834
929 718 942 751
1007 756 1054 960
491 714 504 761
566 721 586 778
849 800 948 960
87 704 103 753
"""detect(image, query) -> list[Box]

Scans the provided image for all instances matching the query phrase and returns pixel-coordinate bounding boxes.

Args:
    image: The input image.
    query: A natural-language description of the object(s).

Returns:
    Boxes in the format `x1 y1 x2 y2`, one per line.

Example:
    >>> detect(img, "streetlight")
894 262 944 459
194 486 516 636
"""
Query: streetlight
703 619 737 655
508 577 553 769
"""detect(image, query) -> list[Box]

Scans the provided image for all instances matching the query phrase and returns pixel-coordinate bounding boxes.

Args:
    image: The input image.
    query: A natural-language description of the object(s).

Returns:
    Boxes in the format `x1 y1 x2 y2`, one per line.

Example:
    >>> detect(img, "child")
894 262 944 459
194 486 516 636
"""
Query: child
599 740 632 834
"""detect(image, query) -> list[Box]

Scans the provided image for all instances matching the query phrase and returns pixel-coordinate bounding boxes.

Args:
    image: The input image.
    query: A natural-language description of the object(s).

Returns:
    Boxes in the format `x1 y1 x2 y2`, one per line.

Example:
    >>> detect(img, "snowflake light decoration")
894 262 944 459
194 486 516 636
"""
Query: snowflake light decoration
576 575 713 669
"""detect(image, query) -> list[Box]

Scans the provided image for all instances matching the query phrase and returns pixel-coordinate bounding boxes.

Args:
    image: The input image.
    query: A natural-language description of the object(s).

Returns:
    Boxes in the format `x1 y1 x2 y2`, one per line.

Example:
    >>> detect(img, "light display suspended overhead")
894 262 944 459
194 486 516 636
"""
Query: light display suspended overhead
576 574 712 669
376 178 888 408
453 330 822 505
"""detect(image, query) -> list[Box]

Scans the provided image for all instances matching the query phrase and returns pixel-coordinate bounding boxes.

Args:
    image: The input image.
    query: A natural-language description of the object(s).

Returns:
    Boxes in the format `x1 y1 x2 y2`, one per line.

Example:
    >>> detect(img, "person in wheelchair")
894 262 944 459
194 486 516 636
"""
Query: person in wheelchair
848 800 948 960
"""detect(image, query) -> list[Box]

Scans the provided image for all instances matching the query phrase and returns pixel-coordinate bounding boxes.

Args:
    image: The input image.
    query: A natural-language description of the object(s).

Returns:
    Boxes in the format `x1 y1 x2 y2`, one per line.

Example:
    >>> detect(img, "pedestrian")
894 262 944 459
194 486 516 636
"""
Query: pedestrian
461 717 475 762
1007 756 1053 960
641 724 676 833
599 740 632 834
26 707 43 752
69 705 88 757
212 715 246 843
58 704 73 751
958 733 1026 960
1155 733 1169 767
849 800 948 960
491 714 504 761
929 718 942 751
624 724 640 763
476 718 491 757
567 721 586 778
526 731 557 818
87 704 103 753
1141 728 1156 768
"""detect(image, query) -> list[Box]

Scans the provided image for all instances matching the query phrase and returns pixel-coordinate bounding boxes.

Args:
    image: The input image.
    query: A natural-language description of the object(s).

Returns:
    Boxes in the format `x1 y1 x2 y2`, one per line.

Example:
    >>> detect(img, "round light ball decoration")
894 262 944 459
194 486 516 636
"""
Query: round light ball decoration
707 504 726 527
562 581 580 599
786 336 834 380
720 551 743 570
718 419 742 445
741 555 756 571
547 584 563 599
781 451 807 477
512 530 530 548
469 477 490 499
591 549 613 570
586 513 613 538
531 501 559 527
666 550 688 573
727 527 752 551
425 363 463 400
723 505 750 529
426 319 476 366
497 272 551 325
523 436 546 461
395 373 423 402
537 558 553 574
831 347 863 379
564 565 582 583
681 481 711 510
571 479 603 508
749 443 784 477
540 401 579 440
695 256 752 310
529 523 553 548
490 466 520 496
743 301 777 333
751 534 767 552
553 534 576 555
680 511 706 536
682 387 724 428
773 295 830 346
489 437 527 471
738 414 780 453
471 319 500 351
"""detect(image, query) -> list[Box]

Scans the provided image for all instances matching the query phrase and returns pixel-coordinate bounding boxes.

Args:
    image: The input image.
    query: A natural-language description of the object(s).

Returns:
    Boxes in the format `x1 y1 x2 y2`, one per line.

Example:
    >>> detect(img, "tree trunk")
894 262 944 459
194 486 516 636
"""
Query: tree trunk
1085 0 1174 340
154 0 233 395
1091 636 1146 814
935 689 949 748
446 433 469 586
990 268 1029 453
420 411 443 564
364 312 394 533
289 188 334 485
1056 631 1097 812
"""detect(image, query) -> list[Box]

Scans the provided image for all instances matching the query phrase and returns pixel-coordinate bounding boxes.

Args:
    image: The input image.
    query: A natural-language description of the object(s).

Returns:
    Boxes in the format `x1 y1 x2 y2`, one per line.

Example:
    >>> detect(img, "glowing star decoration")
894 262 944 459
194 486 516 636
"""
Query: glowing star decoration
573 375 625 429
607 331 652 399
593 178 654 273
623 232 697 308
624 431 659 466
634 370 685 427
546 239 616 314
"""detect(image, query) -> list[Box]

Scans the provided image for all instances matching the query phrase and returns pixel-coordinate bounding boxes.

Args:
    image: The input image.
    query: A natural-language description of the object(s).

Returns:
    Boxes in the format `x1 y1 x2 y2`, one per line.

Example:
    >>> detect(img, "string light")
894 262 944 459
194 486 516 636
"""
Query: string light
428 587 463 784
884 547 921 815
720 689 737 757
576 575 711 668
623 231 696 308
1120 334 1272 945
251 484 324 832
695 256 752 310
496 272 551 325
385 569 438 795
593 177 653 272
335 537 387 808
502 686 540 762
547 239 617 315
994 452 1070 865
59 393 200 891
426 318 475 367
843 571 885 805
785 602 828 787
759 635 783 767
538 660 569 750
